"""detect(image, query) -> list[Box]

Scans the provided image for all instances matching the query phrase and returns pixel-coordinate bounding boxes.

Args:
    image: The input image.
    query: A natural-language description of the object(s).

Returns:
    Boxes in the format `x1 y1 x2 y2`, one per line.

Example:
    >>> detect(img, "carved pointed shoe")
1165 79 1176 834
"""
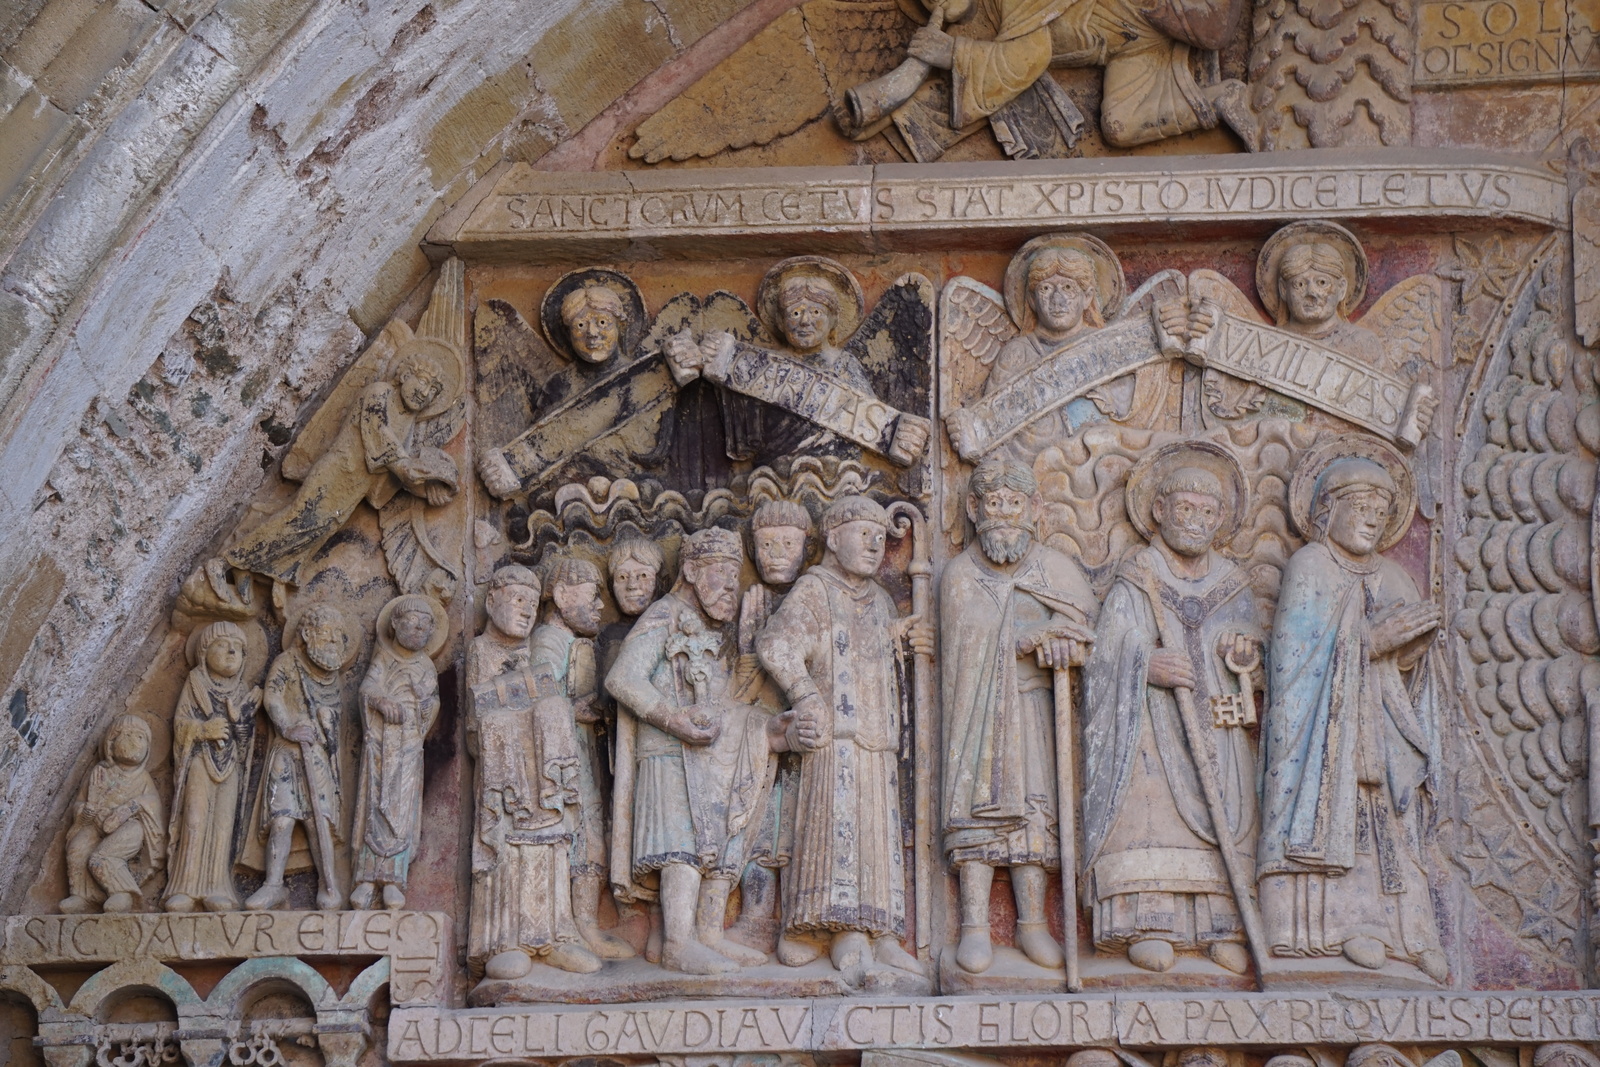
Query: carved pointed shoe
348 882 376 910
1416 949 1449 982
661 938 740 975
1342 935 1386 970
694 879 768 966
546 941 603 975
485 949 534 980
1127 938 1176 972
954 923 994 973
1208 941 1250 975
164 893 196 913
1016 921 1064 969
873 935 926 976
102 892 134 913
244 883 290 911
58 895 92 915
574 873 636 958
776 934 825 967
316 885 345 911
382 883 406 910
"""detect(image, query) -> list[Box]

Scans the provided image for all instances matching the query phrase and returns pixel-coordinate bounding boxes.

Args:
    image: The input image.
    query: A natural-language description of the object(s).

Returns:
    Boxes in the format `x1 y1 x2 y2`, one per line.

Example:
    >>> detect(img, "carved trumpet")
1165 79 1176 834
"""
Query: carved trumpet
840 2 945 139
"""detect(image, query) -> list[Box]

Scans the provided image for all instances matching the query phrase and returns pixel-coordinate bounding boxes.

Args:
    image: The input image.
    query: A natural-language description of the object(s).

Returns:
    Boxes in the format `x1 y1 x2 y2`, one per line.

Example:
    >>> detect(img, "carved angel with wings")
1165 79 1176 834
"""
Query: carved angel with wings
663 255 934 469
220 259 469 605
942 224 1444 470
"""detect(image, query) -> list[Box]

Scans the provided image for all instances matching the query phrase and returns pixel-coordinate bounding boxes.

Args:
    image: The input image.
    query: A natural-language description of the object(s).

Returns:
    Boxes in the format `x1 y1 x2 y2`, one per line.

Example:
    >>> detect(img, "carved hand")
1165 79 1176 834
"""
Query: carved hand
283 721 317 745
894 613 935 657
664 708 721 746
1412 388 1440 437
1216 631 1262 671
790 693 826 751
662 329 705 385
1156 300 1191 343
376 697 406 726
890 417 930 463
766 709 795 753
1187 300 1218 340
1369 601 1441 657
572 694 602 725
908 23 956 68
1147 648 1198 690
100 803 132 834
423 482 455 507
201 717 232 741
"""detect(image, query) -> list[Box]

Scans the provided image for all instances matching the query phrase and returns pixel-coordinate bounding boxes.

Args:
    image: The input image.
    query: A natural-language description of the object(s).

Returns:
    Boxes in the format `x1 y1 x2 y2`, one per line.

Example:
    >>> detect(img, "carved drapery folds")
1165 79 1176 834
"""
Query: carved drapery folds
11 142 1600 1066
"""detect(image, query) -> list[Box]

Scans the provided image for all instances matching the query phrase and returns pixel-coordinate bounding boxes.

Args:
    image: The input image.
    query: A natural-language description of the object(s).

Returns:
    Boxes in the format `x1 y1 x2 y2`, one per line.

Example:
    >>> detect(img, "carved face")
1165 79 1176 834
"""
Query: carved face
302 621 348 672
1030 272 1090 337
972 485 1034 565
754 525 807 585
399 367 444 411
393 608 436 653
1280 266 1346 329
554 580 604 637
685 558 742 622
567 305 620 363
487 582 540 639
1324 487 1392 557
611 561 658 617
781 296 833 353
205 636 245 679
829 519 887 579
109 726 149 767
1152 489 1223 558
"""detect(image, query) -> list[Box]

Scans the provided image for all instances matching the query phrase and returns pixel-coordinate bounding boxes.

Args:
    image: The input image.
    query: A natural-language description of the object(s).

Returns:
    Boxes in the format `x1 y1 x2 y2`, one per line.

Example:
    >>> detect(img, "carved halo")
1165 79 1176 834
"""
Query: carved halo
756 255 865 346
1124 439 1249 548
1288 434 1417 552
1003 233 1127 333
1256 220 1369 326
282 603 364 671
374 593 451 661
184 618 269 683
387 337 463 420
540 267 648 364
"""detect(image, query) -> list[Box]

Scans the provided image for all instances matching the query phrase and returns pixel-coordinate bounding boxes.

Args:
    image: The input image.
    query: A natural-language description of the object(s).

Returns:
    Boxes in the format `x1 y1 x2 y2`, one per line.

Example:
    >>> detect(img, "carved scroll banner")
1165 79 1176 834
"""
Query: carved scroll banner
710 341 931 465
495 355 674 488
1193 314 1431 443
944 317 1163 461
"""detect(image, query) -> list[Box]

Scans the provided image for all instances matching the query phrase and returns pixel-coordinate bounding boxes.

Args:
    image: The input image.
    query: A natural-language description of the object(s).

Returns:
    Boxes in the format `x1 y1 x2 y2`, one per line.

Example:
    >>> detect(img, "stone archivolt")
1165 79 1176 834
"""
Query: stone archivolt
4 143 1599 1067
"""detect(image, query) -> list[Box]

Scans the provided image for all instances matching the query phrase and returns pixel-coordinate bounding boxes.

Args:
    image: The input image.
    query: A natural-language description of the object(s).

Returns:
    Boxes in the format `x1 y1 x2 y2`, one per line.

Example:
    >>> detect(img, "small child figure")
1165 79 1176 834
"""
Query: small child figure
61 715 165 914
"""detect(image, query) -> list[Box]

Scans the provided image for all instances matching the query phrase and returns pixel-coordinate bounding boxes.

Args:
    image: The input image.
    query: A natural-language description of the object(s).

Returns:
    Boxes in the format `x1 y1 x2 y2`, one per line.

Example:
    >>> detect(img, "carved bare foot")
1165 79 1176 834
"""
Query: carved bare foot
776 934 824 967
102 893 134 914
1416 949 1448 982
1209 942 1250 975
165 894 196 913
873 936 925 976
662 939 739 975
59 896 92 915
244 883 289 911
545 942 603 975
485 950 534 980
1016 922 1064 970
349 882 376 910
955 924 993 974
382 884 406 910
1128 938 1176 972
1342 935 1386 970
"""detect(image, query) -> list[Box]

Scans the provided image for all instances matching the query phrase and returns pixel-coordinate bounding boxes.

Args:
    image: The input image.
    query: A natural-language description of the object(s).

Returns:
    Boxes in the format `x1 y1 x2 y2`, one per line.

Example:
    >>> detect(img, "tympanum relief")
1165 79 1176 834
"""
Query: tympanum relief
10 150 1600 1067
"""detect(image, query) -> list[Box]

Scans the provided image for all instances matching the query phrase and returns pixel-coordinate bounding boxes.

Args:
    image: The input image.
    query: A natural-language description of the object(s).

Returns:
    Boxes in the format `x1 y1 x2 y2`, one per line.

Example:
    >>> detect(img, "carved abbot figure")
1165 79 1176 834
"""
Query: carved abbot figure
244 605 355 911
61 715 165 915
468 565 598 980
1082 442 1262 975
351 594 446 910
728 499 815 954
941 459 1096 975
533 557 636 962
606 527 775 975
1258 438 1447 981
166 621 260 913
758 496 931 990
664 257 931 467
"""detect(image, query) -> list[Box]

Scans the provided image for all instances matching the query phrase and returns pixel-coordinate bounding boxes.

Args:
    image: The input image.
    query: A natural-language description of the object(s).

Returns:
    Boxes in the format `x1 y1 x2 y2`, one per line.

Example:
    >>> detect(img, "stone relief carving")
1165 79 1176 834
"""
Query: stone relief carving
60 715 165 916
350 594 447 911
15 145 1600 1065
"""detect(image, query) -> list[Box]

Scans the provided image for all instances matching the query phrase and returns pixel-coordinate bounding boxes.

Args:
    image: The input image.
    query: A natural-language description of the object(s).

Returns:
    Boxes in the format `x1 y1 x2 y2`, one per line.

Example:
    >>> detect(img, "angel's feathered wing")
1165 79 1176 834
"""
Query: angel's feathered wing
846 272 935 413
628 1 912 163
